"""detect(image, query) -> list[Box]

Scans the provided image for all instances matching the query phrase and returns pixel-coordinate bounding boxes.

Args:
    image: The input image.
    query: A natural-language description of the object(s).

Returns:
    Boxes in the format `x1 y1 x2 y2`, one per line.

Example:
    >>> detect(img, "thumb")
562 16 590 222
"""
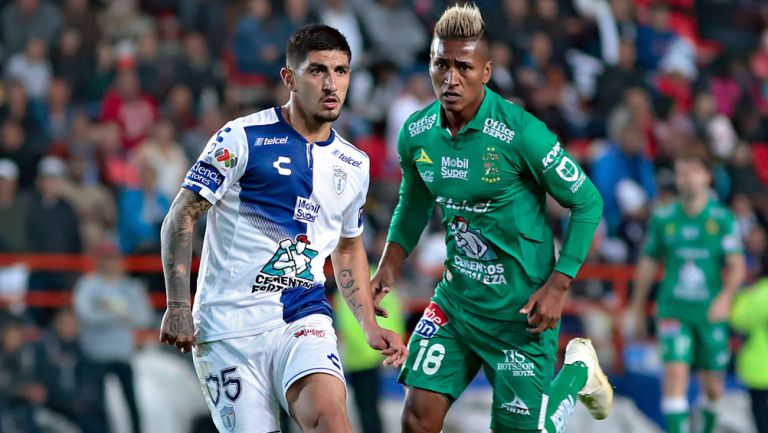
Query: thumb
519 295 537 315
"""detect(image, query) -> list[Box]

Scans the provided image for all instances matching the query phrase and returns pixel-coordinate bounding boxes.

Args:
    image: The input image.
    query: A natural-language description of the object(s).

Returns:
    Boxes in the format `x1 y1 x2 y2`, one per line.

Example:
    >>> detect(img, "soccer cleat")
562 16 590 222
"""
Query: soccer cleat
564 338 613 420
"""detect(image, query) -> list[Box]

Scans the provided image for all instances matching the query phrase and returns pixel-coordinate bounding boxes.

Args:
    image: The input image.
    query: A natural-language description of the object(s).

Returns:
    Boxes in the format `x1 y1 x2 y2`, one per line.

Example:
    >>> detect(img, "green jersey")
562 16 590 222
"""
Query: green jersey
388 88 603 321
643 199 743 321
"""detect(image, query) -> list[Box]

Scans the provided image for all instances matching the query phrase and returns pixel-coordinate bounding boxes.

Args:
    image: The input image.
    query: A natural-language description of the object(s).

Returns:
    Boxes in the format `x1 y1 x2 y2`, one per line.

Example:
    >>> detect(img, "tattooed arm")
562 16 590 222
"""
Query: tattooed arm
159 189 212 352
331 235 408 366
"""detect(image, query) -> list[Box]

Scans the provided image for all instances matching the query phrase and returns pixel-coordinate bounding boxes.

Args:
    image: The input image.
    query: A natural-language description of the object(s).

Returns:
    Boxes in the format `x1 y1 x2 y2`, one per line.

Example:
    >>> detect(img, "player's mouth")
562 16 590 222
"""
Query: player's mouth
442 91 461 103
321 97 339 110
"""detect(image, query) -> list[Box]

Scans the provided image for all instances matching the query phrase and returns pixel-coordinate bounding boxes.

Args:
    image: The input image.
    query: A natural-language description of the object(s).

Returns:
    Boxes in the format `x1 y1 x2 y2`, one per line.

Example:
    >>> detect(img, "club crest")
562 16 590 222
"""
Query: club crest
332 165 347 195
220 406 236 432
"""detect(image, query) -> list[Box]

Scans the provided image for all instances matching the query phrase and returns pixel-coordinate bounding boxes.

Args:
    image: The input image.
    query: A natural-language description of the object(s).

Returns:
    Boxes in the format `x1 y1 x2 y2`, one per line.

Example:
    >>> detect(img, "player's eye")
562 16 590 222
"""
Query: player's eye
335 68 348 76
459 64 471 71
435 61 448 70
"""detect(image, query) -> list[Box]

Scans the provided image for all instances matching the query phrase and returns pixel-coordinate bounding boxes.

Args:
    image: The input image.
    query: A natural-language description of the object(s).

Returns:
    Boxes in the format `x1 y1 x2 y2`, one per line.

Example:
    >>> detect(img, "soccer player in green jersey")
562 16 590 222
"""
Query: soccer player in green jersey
370 4 613 433
630 153 746 433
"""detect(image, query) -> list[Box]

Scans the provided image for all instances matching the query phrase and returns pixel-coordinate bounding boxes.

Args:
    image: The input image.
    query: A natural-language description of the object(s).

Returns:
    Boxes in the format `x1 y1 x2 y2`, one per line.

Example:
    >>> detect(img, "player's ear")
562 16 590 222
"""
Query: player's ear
483 60 492 85
281 67 296 92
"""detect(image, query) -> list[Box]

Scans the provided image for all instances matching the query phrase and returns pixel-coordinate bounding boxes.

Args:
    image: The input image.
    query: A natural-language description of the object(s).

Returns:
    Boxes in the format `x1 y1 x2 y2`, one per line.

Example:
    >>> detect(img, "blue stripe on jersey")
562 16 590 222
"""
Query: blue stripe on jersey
280 284 332 323
239 123 313 241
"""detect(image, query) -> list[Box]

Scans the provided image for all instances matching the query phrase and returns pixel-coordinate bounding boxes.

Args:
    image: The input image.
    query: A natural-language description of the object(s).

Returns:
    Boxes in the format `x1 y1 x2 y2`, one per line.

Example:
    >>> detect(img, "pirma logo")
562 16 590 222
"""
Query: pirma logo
501 396 530 416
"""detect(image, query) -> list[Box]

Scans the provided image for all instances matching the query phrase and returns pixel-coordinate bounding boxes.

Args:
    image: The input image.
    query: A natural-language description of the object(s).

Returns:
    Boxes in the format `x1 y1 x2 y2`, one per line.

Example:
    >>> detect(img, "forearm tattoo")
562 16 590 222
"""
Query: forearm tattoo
338 268 363 322
161 189 212 305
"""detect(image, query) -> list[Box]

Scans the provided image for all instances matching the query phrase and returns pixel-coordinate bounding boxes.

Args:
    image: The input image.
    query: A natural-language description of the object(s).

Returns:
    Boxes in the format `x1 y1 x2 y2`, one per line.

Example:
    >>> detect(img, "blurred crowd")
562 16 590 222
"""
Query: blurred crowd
1 0 768 431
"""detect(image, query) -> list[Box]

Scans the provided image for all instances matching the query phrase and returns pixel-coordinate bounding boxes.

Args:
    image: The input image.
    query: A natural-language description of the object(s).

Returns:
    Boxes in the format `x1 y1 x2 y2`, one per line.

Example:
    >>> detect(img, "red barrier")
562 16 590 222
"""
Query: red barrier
0 254 638 372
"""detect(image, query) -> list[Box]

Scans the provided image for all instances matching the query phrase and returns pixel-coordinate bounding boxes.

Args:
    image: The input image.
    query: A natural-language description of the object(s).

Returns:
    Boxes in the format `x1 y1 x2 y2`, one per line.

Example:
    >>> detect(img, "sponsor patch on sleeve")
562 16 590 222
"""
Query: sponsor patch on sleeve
184 161 225 194
413 302 449 338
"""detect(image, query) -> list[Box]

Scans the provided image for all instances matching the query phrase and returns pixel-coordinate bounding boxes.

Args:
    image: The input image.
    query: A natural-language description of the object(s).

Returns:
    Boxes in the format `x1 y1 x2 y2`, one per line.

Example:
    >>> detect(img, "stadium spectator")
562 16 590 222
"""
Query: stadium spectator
318 0 364 68
0 316 45 432
73 242 152 433
284 0 319 36
591 114 657 235
43 78 75 145
0 159 28 253
594 39 646 120
635 3 676 72
1 0 62 56
60 154 117 252
117 161 170 254
173 32 220 107
356 0 427 70
61 0 100 57
162 84 198 133
233 0 288 77
99 0 154 43
485 0 533 58
26 156 81 318
133 118 189 201
5 37 53 101
100 68 159 150
38 309 107 433
86 40 117 104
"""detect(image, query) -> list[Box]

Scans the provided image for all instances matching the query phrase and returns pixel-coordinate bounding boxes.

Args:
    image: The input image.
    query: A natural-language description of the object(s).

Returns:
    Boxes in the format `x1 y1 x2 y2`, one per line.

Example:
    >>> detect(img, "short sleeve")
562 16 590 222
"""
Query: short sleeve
340 163 369 238
721 212 743 255
643 212 664 259
182 122 248 204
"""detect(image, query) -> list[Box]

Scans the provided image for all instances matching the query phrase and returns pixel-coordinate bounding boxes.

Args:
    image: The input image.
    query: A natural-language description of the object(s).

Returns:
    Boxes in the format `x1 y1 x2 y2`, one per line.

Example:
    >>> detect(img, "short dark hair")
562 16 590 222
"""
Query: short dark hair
674 145 713 172
286 24 351 69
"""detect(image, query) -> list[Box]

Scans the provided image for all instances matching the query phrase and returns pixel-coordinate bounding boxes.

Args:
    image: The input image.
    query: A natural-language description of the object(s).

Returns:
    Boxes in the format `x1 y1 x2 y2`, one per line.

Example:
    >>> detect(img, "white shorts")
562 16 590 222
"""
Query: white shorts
192 314 345 433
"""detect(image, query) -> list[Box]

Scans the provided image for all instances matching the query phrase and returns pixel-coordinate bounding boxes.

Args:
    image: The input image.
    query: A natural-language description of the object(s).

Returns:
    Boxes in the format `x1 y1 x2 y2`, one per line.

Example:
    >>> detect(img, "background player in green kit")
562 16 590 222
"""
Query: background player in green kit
370 4 613 433
629 153 746 433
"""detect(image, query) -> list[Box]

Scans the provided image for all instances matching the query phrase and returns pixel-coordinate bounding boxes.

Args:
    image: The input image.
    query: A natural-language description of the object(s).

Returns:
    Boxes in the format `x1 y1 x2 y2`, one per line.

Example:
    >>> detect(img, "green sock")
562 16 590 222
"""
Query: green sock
544 362 588 433
702 406 717 433
664 411 690 433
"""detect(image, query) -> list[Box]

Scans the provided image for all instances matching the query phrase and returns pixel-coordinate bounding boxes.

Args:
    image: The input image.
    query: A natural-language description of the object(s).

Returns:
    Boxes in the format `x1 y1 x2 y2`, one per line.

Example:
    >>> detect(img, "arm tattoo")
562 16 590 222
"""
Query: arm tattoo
338 268 363 322
161 189 212 305
167 307 195 335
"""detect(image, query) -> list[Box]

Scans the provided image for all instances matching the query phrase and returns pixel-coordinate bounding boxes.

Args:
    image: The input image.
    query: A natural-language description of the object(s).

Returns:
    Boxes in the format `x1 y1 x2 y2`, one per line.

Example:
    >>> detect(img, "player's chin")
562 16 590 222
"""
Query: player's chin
312 109 341 123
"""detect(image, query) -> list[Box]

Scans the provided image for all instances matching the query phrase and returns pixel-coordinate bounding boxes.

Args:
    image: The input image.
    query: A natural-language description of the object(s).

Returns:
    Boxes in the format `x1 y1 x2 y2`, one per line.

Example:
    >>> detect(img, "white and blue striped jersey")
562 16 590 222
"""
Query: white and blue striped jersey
182 107 369 343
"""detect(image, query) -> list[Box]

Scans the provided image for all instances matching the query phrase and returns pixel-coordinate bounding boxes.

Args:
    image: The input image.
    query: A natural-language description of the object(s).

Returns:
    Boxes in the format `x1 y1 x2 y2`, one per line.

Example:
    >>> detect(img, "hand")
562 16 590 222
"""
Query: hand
364 324 408 367
519 272 569 334
624 304 648 341
20 383 47 405
370 266 394 318
159 302 195 353
708 292 732 323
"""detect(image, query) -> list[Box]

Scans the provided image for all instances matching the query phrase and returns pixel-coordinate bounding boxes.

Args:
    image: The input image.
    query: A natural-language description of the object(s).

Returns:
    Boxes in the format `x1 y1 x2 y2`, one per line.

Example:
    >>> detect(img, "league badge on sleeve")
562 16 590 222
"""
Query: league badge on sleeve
220 406 236 432
214 148 238 172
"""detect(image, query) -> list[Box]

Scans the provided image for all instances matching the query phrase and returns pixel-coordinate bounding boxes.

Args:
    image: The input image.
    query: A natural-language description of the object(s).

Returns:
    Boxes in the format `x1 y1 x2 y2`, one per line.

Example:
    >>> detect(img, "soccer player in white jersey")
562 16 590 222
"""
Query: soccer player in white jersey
159 24 407 433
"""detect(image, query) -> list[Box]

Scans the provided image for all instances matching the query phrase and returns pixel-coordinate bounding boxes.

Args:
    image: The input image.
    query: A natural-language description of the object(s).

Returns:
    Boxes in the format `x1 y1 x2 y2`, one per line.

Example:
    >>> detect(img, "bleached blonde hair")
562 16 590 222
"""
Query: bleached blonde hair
433 3 485 40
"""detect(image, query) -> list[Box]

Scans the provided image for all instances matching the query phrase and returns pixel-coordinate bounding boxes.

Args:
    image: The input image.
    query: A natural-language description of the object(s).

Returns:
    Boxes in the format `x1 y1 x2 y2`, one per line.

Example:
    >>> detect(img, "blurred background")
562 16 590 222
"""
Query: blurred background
0 0 767 432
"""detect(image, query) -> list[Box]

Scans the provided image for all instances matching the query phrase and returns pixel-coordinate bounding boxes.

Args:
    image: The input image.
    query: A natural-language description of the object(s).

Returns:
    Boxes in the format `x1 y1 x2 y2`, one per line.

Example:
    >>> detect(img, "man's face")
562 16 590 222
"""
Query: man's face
675 159 711 198
429 38 491 115
284 50 350 125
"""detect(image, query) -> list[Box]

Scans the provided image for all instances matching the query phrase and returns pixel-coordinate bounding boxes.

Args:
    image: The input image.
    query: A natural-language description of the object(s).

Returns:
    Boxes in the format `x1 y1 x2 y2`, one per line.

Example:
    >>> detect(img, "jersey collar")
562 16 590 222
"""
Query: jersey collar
437 86 495 135
274 106 337 146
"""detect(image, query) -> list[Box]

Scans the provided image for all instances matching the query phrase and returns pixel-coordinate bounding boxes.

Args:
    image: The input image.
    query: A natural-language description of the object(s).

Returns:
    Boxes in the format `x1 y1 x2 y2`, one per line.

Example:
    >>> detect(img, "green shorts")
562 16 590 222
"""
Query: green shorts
657 317 730 371
398 300 558 432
